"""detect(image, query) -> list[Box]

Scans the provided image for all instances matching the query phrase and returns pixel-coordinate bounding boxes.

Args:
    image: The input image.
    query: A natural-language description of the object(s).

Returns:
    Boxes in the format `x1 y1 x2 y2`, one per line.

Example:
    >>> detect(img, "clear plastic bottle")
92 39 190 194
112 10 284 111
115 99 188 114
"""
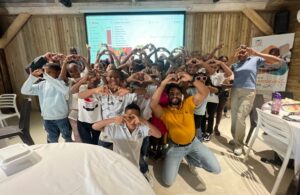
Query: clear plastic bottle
271 92 282 115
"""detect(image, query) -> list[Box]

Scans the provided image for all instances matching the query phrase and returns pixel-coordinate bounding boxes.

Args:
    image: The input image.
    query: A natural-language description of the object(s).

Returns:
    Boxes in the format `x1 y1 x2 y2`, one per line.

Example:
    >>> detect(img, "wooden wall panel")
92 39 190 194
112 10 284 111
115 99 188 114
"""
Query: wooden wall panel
3 15 87 109
286 6 300 99
185 11 274 58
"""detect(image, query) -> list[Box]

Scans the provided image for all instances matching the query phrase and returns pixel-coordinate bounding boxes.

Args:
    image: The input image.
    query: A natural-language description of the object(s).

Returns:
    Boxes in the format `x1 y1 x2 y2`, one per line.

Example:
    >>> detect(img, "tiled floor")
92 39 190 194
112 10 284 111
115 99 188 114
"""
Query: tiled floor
2 112 294 195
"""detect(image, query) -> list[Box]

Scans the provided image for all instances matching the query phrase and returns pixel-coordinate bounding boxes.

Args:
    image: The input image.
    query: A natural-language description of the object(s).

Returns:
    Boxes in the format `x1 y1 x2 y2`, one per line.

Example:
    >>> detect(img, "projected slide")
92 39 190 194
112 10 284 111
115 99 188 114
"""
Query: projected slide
85 13 185 63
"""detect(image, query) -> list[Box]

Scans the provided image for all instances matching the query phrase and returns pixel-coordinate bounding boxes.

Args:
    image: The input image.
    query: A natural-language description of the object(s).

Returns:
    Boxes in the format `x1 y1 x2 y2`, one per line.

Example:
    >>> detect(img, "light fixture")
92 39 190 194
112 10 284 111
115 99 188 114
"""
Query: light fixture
297 10 300 23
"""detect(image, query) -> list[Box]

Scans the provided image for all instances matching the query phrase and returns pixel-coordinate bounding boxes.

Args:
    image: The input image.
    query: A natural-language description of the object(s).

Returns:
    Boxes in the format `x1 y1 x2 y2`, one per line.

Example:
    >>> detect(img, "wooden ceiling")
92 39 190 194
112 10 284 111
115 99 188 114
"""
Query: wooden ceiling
0 0 270 3
0 0 298 15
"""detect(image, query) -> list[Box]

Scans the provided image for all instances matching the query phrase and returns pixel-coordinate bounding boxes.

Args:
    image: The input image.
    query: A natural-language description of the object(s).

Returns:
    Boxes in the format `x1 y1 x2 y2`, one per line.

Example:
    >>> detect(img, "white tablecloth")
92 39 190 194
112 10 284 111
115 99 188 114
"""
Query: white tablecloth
262 103 300 173
0 143 155 195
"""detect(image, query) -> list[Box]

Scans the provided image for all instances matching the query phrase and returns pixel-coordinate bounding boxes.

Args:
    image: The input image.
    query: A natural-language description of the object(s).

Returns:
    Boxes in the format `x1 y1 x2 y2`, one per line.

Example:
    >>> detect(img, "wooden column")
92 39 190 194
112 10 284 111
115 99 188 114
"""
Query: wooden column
0 49 13 94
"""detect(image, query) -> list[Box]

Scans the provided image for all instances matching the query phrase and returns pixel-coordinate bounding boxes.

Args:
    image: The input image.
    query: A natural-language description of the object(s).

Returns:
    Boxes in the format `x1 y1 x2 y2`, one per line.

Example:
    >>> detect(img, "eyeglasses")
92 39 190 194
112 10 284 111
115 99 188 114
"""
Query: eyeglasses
196 75 207 81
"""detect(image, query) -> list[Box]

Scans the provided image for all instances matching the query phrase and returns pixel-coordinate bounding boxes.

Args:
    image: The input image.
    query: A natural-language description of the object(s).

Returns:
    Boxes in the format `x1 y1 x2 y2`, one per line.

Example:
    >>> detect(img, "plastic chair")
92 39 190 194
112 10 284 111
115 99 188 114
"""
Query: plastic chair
244 108 294 195
0 94 20 127
0 98 34 145
245 94 265 145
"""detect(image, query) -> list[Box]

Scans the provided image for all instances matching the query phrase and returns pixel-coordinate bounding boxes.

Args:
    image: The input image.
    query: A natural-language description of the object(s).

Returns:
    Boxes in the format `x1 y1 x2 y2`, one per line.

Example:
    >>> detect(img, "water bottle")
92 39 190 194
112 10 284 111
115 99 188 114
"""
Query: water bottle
271 92 282 115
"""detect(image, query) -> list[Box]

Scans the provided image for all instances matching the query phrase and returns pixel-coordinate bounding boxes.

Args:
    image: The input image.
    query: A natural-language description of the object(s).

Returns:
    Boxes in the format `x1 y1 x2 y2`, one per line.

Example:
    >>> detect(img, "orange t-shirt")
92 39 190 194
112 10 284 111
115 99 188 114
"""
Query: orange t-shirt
160 96 196 145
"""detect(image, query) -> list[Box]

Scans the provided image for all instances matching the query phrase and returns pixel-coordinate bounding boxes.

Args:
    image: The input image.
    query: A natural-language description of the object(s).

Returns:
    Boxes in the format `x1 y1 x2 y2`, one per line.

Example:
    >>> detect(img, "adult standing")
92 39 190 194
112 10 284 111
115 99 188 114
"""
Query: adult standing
230 46 281 156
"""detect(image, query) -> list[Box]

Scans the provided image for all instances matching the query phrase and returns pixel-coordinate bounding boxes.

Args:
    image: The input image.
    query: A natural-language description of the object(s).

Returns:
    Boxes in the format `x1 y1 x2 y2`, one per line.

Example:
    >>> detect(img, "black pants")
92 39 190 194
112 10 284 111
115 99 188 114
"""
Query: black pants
206 102 218 134
215 98 228 130
140 137 149 174
77 120 100 145
194 114 202 130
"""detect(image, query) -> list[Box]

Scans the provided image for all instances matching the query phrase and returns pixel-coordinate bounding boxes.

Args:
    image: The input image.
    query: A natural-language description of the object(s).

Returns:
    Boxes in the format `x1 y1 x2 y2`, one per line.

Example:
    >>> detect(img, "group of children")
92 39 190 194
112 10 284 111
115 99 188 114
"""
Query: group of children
21 43 233 185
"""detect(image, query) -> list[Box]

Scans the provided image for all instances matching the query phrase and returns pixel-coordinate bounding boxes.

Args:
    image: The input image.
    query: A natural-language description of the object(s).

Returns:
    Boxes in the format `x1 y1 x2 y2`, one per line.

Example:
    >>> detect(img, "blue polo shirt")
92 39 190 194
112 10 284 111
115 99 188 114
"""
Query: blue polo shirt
232 56 265 89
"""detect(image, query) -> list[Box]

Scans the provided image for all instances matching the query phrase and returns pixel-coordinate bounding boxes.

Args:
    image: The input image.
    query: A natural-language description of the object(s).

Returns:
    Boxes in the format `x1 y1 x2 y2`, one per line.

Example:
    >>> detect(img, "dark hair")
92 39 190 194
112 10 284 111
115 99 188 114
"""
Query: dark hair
125 103 141 113
269 48 280 57
69 47 78 54
108 69 127 81
166 83 183 95
43 63 61 72
239 44 247 49
218 55 229 62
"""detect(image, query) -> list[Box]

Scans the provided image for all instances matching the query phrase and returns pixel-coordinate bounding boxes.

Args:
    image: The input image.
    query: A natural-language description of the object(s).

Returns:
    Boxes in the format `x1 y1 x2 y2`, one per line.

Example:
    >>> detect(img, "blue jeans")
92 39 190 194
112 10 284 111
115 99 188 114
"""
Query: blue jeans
196 128 203 142
162 138 221 186
44 118 72 143
139 137 149 174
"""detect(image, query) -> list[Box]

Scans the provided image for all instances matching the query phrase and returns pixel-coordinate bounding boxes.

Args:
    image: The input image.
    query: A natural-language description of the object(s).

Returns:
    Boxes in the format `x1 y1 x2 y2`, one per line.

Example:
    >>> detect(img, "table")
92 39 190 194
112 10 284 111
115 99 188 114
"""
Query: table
262 103 300 173
0 143 155 195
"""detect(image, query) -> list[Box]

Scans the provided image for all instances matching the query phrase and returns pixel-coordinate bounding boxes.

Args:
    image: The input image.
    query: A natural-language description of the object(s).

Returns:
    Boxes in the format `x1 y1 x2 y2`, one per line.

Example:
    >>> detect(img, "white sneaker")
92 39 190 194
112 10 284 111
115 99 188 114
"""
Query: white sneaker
188 164 206 191
188 164 198 176
233 146 243 156
143 171 154 187
195 175 207 191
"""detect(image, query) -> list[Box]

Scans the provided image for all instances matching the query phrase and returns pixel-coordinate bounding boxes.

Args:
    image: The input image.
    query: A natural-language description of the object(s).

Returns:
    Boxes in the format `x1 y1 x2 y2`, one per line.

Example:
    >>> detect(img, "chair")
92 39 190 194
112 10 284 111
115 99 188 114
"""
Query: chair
245 94 265 145
244 108 294 195
0 98 34 145
0 94 20 127
272 91 294 99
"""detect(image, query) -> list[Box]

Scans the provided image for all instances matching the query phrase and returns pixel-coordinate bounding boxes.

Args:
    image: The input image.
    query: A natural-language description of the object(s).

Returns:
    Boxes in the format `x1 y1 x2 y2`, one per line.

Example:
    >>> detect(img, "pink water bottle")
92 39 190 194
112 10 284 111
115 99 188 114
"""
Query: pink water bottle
271 92 282 115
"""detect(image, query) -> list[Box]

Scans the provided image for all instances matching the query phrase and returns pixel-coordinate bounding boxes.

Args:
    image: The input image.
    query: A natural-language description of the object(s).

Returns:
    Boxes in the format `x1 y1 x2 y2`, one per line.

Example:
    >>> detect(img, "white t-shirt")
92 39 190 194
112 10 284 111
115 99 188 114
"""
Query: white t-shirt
78 85 102 123
68 78 79 120
210 72 225 87
207 93 219 103
136 84 157 120
186 87 208 115
104 123 149 168
100 93 137 120
195 96 209 115
207 72 226 104
100 93 137 142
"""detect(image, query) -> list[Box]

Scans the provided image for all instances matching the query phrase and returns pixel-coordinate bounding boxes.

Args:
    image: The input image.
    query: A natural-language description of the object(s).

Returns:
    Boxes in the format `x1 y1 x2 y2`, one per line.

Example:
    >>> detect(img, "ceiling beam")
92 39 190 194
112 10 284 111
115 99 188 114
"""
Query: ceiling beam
0 1 269 15
267 0 285 6
0 13 31 48
242 8 273 35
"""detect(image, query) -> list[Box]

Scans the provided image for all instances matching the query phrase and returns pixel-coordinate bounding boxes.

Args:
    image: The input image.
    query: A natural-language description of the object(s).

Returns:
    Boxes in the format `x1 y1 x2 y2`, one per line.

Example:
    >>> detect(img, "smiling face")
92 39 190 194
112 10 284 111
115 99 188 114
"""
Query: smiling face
187 64 198 75
168 87 183 106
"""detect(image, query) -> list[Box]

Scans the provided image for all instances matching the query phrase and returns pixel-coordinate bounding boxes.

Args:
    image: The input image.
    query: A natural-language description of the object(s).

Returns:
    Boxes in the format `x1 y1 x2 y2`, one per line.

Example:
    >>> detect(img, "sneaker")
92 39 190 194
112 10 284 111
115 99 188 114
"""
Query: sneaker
195 175 207 191
203 133 212 142
188 164 206 191
143 171 154 187
224 113 230 118
233 146 243 156
188 164 198 176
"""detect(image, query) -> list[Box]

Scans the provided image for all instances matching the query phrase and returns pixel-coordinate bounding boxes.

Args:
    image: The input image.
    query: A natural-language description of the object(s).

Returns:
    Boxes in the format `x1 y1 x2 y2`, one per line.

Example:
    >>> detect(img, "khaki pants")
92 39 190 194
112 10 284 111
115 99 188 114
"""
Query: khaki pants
230 88 256 146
